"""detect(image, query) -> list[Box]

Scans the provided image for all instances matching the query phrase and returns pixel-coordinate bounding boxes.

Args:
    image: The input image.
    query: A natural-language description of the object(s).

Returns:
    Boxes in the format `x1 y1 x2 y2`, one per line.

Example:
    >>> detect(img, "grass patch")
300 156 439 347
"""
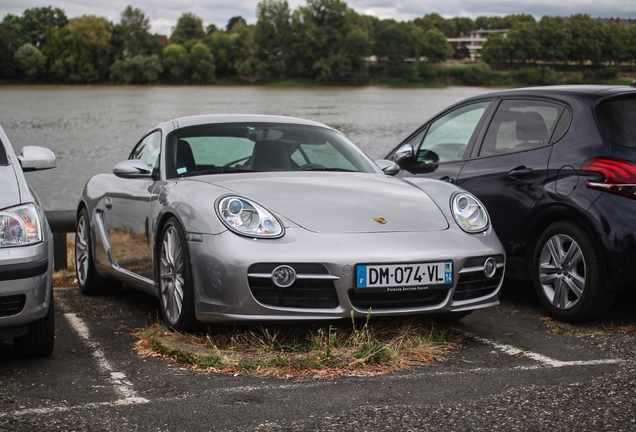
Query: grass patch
134 310 459 379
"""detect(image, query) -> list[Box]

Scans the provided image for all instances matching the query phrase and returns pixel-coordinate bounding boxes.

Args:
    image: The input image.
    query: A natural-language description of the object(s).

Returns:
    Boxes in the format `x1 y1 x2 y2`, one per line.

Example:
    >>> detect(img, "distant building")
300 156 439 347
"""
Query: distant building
447 29 508 62
153 34 169 45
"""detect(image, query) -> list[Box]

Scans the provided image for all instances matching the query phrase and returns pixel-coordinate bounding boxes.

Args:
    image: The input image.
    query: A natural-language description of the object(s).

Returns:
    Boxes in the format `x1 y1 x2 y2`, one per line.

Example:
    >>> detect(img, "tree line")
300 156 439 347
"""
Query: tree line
1 2 635 86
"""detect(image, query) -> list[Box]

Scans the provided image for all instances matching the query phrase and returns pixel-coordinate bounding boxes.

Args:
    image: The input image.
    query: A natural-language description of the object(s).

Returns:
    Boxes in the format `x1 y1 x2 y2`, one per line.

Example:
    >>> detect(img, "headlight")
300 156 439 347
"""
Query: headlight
451 192 489 233
216 196 284 238
0 203 43 247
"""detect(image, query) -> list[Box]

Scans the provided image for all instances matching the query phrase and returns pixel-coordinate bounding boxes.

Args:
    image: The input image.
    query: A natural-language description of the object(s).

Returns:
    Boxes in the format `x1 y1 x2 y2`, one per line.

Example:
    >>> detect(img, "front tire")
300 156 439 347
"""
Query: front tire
532 221 614 322
158 218 199 333
15 293 55 358
75 207 119 295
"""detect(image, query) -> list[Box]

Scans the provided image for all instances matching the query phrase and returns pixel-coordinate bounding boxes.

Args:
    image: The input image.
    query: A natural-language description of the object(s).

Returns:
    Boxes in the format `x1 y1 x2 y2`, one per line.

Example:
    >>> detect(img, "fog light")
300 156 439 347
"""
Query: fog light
483 257 497 279
272 265 296 288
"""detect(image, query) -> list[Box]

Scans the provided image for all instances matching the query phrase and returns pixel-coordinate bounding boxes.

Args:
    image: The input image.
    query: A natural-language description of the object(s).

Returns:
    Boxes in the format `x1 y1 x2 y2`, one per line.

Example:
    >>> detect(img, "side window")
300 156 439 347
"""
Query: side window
129 131 161 168
417 101 490 164
479 99 565 157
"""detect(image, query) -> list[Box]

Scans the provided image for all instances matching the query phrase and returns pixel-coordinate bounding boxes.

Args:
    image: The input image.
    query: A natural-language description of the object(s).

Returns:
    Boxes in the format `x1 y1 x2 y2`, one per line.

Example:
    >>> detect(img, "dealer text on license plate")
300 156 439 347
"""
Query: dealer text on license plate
356 262 453 288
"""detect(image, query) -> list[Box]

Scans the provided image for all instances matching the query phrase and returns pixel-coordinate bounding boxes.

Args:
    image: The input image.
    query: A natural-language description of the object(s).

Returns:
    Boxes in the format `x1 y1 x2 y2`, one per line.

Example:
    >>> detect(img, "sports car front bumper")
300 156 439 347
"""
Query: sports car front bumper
188 226 505 323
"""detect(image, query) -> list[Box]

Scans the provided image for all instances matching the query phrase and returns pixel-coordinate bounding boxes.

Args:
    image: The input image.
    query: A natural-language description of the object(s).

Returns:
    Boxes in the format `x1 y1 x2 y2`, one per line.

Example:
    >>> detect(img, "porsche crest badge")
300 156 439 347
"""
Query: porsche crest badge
373 217 387 224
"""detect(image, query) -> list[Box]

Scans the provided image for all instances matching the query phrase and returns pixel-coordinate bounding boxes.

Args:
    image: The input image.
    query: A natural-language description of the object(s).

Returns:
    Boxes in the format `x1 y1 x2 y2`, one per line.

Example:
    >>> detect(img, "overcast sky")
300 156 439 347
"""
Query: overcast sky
2 0 635 36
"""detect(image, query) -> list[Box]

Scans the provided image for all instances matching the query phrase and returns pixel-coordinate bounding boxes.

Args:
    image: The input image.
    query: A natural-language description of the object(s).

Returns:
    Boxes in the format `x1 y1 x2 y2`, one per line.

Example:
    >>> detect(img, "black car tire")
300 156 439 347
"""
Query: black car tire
532 221 615 322
75 207 120 295
158 218 200 333
15 292 55 358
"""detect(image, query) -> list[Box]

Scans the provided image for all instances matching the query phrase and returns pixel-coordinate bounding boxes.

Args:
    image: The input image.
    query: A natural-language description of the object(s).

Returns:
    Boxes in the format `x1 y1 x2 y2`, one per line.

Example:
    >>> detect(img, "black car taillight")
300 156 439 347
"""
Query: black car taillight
582 157 636 199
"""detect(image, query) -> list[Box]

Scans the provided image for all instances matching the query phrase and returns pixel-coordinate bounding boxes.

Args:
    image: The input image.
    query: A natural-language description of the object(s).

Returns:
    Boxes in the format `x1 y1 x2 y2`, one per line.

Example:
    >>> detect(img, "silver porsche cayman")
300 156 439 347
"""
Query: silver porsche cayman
75 114 505 332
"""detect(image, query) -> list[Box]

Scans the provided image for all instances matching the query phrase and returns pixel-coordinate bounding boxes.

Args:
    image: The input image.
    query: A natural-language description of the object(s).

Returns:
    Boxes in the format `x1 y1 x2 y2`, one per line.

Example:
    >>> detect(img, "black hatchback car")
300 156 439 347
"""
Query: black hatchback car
385 85 636 322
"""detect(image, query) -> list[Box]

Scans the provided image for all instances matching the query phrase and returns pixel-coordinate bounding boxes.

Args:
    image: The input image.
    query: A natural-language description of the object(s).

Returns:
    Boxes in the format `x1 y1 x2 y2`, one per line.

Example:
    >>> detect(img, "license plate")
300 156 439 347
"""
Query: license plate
356 262 453 289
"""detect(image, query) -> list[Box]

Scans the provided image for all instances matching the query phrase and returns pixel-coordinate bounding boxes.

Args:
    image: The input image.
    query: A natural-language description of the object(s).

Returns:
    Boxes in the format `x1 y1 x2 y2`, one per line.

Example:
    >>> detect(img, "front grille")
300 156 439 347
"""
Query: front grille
248 263 339 309
453 255 504 302
0 294 26 317
348 288 449 310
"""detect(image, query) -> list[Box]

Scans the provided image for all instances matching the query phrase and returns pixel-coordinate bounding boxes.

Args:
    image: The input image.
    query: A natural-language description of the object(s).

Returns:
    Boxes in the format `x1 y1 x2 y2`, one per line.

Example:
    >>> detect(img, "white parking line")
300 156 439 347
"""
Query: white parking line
63 313 149 404
461 331 623 368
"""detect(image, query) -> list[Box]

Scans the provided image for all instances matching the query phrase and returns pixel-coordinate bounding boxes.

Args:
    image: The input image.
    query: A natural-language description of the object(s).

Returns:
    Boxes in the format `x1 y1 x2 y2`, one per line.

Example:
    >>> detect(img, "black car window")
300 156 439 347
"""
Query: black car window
479 99 564 157
0 141 7 165
129 131 161 168
595 95 636 148
417 101 490 164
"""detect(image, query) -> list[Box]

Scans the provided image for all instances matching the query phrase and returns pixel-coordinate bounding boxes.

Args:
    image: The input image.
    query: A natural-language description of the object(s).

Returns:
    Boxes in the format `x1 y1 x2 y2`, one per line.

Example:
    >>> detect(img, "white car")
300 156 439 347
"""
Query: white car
0 126 56 357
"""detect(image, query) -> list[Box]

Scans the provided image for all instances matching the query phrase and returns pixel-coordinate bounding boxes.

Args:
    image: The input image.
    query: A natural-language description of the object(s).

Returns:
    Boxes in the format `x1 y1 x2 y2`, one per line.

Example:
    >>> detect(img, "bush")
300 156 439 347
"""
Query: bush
444 63 499 86
510 66 561 86
109 55 162 84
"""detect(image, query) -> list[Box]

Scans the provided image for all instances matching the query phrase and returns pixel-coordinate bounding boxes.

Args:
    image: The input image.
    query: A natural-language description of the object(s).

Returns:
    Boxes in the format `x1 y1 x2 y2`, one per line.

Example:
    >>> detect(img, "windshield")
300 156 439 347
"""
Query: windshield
165 123 379 178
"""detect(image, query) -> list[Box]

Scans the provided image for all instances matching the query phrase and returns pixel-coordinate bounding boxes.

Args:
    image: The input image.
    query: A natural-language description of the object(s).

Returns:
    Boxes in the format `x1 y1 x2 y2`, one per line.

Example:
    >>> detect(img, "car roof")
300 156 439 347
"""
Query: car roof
466 84 636 101
168 114 333 130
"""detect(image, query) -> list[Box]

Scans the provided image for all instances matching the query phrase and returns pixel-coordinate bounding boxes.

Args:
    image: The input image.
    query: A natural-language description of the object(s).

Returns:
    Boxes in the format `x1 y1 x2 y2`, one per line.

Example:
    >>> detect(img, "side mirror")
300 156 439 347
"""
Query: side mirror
394 143 414 164
113 159 153 178
18 146 57 172
374 159 400 176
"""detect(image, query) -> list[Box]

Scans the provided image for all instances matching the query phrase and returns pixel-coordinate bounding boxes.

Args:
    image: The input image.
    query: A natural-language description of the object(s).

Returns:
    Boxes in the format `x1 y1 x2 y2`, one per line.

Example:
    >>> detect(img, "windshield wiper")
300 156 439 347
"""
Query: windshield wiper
181 168 256 177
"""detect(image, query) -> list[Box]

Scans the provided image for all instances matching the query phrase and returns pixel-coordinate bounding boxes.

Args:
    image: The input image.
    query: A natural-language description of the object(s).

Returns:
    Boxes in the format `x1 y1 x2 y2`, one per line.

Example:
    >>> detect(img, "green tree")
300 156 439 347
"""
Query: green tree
413 13 456 37
205 31 237 78
423 29 453 63
536 16 569 63
507 20 540 63
170 12 206 45
602 21 628 65
481 32 512 64
162 43 189 82
42 15 112 83
254 0 293 78
14 43 46 80
18 6 68 48
0 7 67 79
226 16 247 31
289 0 370 84
189 42 215 83
374 21 423 79
566 14 605 65
111 6 157 59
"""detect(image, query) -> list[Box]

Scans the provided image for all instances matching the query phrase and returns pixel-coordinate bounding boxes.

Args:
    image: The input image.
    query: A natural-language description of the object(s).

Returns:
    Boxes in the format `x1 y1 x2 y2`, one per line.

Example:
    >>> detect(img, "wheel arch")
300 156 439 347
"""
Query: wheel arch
521 202 608 286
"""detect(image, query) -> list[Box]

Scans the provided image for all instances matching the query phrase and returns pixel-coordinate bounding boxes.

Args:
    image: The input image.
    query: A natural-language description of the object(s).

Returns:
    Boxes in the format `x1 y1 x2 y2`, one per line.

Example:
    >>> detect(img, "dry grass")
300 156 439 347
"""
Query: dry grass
55 233 460 378
134 312 461 379
52 233 77 287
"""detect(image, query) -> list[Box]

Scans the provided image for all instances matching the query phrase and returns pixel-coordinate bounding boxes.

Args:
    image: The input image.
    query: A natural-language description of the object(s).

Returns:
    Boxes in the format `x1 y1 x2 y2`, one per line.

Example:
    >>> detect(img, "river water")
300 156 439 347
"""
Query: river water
0 85 490 211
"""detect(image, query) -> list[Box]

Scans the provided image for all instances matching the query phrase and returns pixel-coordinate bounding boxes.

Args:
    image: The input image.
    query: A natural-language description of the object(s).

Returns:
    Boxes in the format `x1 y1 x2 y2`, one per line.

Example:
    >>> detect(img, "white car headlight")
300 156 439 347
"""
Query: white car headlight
451 192 489 233
217 196 284 238
0 203 43 247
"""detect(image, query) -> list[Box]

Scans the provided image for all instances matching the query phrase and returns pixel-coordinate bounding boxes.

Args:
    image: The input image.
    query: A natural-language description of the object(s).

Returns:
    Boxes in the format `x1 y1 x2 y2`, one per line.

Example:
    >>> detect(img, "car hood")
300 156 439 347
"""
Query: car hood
0 165 21 209
193 172 449 234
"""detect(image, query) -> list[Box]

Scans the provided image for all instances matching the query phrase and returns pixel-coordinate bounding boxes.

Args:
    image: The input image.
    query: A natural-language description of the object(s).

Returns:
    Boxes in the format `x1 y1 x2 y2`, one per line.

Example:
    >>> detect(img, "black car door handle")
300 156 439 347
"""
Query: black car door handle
439 176 455 183
508 167 533 179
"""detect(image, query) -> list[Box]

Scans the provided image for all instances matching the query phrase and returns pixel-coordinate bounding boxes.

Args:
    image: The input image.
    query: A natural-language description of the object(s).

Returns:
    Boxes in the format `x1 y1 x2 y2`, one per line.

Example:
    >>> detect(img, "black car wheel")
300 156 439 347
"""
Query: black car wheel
75 207 119 294
158 218 199 333
14 292 55 358
532 221 614 322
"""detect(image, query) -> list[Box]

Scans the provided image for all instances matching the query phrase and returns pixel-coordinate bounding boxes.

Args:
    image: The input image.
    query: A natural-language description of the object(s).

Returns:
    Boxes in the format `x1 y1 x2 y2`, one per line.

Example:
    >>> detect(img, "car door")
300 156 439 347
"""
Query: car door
392 100 494 183
103 130 161 281
456 99 568 255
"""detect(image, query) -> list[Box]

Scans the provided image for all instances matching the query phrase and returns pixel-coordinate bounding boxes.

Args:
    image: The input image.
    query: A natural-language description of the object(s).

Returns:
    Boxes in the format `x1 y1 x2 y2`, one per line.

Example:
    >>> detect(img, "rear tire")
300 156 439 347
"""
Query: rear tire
15 293 55 358
75 207 120 295
532 221 614 322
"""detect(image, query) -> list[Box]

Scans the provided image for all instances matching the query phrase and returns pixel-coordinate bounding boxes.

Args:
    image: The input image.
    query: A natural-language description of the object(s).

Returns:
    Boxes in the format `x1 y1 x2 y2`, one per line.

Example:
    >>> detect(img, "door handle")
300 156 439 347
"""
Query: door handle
508 167 533 179
439 176 455 184
104 196 113 210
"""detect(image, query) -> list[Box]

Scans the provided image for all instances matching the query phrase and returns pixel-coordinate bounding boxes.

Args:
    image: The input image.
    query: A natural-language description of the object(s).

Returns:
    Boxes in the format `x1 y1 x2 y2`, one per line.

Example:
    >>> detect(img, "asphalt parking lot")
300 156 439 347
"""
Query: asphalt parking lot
0 281 635 431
